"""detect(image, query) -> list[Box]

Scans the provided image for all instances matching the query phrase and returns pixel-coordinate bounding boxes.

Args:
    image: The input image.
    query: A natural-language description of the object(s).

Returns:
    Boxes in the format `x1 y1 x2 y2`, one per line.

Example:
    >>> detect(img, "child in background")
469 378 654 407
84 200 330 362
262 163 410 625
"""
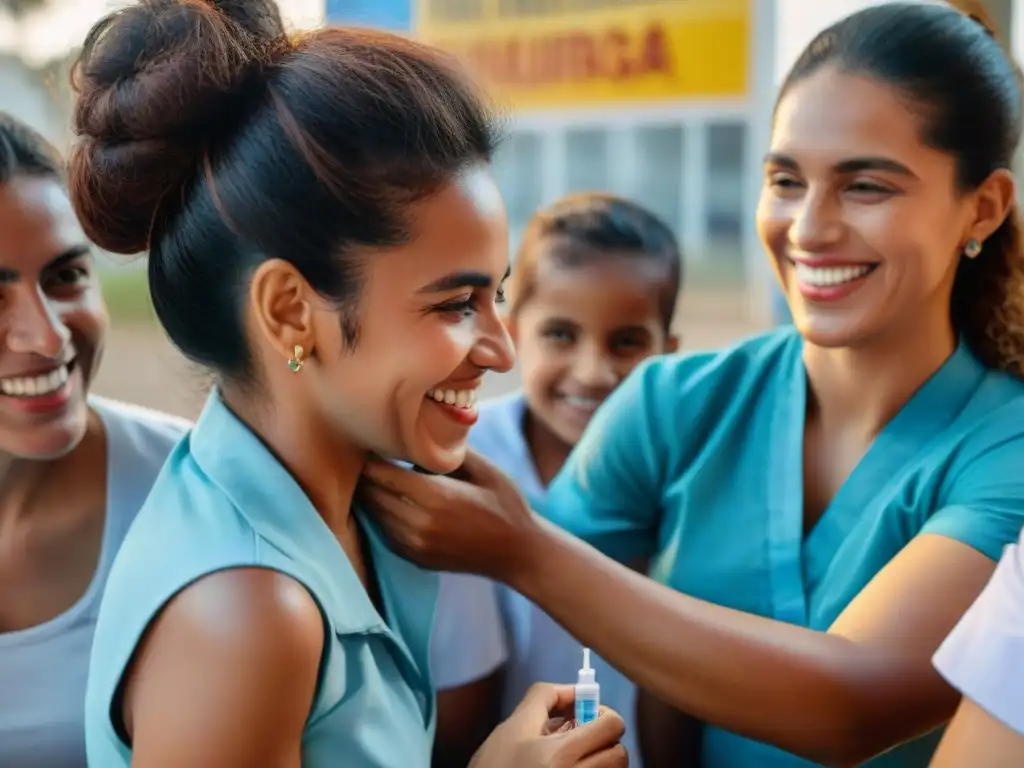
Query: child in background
430 193 682 767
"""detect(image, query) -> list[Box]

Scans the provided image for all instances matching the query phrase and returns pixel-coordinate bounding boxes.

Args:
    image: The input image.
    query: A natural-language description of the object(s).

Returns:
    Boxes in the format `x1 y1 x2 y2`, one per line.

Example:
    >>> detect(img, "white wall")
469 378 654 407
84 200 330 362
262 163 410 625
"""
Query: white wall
1013 0 1024 60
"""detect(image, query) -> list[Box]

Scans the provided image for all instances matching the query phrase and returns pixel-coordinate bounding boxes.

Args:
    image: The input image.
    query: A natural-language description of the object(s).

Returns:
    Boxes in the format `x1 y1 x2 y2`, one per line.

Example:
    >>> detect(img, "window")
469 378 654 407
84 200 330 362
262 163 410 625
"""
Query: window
492 131 543 250
634 124 684 237
706 122 746 266
565 128 609 193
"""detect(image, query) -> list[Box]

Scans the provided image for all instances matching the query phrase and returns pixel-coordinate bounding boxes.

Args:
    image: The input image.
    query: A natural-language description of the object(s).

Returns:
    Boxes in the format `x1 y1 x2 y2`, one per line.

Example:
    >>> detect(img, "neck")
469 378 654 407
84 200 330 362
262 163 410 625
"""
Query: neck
0 457 52 525
221 387 365 534
524 409 574 487
0 409 104 527
802 317 957 434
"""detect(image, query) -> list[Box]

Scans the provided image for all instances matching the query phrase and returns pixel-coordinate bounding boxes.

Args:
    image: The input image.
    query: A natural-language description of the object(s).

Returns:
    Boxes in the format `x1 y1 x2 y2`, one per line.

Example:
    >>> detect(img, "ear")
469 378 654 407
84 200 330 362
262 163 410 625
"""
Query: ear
665 333 680 354
966 168 1017 245
248 258 314 364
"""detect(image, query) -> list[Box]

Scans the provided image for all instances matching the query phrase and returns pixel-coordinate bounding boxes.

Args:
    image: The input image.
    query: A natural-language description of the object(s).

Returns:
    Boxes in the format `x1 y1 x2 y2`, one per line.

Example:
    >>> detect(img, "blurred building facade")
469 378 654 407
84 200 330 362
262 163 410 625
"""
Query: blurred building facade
416 0 751 289
1 0 1020 322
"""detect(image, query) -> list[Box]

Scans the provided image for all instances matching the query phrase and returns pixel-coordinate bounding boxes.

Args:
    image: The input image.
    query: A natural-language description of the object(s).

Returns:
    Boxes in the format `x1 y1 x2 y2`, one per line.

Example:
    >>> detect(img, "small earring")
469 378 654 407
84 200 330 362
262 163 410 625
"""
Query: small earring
288 345 304 373
964 238 982 259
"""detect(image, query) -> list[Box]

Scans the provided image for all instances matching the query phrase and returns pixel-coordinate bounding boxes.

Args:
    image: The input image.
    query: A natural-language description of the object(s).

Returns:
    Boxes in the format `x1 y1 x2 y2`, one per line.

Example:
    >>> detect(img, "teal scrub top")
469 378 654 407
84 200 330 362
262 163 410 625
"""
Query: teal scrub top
543 327 1024 767
85 391 439 767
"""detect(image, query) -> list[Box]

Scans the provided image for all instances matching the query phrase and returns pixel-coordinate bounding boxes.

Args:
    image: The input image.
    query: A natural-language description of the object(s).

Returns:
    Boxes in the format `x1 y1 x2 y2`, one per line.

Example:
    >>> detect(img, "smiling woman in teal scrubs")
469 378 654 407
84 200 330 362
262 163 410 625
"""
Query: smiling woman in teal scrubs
363 4 1024 767
62 2 635 767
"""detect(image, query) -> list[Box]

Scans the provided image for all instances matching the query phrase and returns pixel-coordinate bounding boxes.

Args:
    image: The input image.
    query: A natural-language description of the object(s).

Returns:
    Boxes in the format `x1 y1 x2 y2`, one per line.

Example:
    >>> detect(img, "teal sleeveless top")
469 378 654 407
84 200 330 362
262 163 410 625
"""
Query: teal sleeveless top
85 391 439 767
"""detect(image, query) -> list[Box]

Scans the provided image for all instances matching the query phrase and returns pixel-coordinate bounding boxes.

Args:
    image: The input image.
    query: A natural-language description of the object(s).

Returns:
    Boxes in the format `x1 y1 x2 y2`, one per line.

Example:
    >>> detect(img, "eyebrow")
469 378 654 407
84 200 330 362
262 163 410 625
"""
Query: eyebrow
418 264 511 294
0 245 93 284
541 317 653 335
763 152 917 178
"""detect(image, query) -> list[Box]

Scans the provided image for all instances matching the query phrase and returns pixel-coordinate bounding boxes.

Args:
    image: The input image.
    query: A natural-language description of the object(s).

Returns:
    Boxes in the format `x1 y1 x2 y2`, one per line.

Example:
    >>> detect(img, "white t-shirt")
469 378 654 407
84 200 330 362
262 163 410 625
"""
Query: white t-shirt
933 527 1024 734
429 392 642 765
430 572 508 691
0 397 189 768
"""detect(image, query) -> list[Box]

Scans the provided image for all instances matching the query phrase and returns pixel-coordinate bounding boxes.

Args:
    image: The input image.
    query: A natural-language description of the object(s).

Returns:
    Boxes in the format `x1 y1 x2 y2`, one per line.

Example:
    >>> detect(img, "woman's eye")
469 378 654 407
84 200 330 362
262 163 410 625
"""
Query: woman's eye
848 181 893 195
436 296 477 319
46 266 90 292
435 285 506 321
768 175 802 190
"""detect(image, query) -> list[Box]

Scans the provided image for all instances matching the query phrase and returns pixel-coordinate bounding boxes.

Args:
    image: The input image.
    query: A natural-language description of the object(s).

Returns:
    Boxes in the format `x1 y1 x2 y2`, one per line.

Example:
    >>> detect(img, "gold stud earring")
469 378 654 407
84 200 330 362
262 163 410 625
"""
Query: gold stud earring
964 238 982 259
288 345 304 373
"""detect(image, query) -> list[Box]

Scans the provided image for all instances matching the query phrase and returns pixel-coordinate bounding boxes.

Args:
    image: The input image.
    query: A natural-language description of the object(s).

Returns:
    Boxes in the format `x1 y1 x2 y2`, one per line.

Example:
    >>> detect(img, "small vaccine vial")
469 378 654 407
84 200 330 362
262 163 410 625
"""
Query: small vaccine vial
574 647 600 725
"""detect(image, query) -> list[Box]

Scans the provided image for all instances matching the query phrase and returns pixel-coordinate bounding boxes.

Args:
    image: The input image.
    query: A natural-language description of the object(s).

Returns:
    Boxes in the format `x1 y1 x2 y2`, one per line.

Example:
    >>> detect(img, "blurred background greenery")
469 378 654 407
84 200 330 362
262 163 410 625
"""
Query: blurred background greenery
99 267 155 326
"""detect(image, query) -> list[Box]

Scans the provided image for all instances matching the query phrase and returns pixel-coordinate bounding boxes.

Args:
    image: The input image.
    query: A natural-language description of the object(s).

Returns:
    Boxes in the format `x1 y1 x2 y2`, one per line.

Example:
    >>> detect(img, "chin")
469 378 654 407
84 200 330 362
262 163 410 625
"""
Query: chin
539 408 585 448
553 421 586 447
794 312 875 350
9 424 87 461
408 440 468 476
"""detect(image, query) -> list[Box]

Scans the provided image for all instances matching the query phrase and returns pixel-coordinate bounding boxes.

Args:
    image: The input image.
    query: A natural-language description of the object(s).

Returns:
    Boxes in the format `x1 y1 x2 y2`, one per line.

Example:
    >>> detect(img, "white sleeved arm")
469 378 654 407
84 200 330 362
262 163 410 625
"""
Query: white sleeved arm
429 573 508 691
933 529 1024 734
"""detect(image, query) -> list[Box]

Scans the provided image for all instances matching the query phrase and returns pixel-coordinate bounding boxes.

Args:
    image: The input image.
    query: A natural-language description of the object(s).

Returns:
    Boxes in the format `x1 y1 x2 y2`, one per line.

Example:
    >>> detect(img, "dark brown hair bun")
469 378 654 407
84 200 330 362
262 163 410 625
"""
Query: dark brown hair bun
68 0 287 254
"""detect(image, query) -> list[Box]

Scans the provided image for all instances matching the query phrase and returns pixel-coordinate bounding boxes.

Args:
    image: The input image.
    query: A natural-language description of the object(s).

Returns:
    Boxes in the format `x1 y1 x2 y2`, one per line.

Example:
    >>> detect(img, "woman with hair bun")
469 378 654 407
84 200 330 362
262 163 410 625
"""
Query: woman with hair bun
69 1 626 766
363 3 1024 766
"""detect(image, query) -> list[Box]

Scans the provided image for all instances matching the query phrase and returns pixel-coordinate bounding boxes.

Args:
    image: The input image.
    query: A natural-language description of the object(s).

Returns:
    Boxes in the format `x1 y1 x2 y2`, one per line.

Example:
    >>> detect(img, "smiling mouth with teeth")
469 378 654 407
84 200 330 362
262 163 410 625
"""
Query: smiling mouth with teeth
425 386 478 411
0 359 74 398
793 262 877 287
560 394 603 412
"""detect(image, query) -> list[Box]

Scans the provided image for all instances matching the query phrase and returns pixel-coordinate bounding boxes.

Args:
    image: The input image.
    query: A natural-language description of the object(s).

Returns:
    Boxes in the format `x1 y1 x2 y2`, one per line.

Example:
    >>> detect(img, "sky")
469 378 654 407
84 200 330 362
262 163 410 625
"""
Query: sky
0 0 324 66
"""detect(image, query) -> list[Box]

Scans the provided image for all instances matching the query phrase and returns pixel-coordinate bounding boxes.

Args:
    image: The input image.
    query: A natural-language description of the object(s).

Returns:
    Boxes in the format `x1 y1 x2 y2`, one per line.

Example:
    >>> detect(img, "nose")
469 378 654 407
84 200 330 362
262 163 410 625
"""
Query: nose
469 311 516 374
789 187 844 253
6 286 71 359
572 342 619 390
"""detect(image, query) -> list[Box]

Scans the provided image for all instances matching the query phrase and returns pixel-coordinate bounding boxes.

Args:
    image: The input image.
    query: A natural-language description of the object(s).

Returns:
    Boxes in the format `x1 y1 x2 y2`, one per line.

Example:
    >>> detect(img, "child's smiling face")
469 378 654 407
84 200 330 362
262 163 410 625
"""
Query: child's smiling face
512 252 676 447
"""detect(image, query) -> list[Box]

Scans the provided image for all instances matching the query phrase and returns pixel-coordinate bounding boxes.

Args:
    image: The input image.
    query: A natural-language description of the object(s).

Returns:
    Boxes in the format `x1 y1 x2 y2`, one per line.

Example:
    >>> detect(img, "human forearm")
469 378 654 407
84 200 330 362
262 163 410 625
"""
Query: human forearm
361 455 973 762
507 521 918 765
931 697 1024 767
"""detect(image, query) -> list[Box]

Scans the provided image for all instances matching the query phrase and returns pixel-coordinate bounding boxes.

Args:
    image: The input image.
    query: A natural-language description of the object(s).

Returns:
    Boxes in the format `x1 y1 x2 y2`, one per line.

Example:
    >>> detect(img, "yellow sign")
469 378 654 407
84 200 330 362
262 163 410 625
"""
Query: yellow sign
415 0 749 111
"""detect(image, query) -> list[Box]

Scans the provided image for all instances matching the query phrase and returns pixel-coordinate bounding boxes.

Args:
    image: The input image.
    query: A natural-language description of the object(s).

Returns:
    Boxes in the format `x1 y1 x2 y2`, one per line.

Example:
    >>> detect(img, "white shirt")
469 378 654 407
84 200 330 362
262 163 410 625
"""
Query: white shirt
933 527 1024 734
0 398 188 768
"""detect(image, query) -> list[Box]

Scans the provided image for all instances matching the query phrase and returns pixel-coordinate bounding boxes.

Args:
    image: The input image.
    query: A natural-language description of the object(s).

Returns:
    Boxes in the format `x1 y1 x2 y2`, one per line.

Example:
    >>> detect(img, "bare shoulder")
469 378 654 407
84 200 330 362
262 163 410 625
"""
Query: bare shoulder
123 568 324 766
135 567 324 668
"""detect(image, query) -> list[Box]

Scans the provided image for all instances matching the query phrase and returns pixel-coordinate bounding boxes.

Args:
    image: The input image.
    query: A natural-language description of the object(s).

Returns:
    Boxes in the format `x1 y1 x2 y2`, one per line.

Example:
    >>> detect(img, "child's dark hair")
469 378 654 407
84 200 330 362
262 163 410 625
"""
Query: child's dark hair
509 193 682 331
67 0 500 383
0 113 63 184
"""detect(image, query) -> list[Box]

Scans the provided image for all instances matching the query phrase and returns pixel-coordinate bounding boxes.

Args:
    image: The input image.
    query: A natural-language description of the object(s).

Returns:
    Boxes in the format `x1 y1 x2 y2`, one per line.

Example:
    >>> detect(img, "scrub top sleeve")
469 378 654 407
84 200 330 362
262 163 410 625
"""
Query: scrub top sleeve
922 432 1024 562
541 356 675 562
933 531 1024 735
429 573 508 691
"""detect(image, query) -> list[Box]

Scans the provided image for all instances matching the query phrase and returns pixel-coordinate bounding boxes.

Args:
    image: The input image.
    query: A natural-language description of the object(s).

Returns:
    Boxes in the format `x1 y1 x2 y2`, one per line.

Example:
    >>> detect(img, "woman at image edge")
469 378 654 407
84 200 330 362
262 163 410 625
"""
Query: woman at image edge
0 114 189 768
929 524 1024 765
364 4 1024 766
70 1 625 766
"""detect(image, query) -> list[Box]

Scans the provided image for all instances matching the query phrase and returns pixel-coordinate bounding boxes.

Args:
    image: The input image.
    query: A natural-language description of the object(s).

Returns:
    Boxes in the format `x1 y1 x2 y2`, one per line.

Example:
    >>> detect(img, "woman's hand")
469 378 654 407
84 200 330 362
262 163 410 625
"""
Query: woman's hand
360 450 545 581
472 683 628 768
